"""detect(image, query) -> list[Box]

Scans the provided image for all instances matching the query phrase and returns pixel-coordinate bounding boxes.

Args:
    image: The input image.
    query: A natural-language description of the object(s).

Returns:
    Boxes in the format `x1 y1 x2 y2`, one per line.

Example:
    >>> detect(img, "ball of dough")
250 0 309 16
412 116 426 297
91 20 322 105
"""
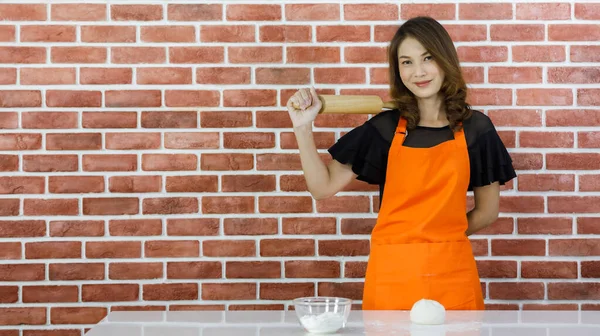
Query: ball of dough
410 299 446 325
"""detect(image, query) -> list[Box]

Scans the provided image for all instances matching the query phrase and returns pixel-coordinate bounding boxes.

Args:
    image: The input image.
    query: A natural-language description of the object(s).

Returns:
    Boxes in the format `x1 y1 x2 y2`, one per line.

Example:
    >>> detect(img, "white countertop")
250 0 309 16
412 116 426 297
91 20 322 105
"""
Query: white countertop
86 310 600 335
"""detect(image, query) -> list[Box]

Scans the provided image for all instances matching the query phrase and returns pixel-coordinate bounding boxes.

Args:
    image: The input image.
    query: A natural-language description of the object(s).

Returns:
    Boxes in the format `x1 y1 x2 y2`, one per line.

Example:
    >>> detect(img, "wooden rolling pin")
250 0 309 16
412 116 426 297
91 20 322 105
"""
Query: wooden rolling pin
292 95 396 114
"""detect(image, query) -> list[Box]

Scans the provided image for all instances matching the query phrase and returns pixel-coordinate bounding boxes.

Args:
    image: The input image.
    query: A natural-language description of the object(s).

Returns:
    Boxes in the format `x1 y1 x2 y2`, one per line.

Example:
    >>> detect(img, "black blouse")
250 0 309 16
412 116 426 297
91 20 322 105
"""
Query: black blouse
328 109 517 202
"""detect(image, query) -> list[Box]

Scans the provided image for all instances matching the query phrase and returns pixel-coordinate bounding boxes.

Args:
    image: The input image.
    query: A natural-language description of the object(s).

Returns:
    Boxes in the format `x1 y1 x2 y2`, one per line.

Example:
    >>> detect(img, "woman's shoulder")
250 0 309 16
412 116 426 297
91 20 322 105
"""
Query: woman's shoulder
463 109 496 137
365 109 401 144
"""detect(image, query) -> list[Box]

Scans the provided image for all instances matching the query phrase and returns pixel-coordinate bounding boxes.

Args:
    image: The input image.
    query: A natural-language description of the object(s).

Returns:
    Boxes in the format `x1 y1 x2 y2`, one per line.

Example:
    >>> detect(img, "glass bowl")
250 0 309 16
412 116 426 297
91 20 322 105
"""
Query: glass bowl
292 296 352 334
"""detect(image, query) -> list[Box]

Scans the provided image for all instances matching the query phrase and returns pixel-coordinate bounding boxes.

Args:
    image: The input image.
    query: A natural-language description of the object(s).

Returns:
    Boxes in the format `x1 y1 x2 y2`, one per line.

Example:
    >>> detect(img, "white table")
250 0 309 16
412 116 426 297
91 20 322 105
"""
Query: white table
86 310 600 335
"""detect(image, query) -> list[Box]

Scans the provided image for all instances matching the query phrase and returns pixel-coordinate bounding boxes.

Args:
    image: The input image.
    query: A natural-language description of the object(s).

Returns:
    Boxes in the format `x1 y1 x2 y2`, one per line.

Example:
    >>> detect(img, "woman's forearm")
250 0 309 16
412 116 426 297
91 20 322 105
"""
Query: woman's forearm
293 124 331 200
465 207 498 236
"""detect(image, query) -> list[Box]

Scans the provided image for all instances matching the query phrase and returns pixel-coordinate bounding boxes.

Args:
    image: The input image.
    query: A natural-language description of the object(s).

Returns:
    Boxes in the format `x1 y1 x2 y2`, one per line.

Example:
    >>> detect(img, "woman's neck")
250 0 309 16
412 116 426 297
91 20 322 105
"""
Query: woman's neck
417 95 447 126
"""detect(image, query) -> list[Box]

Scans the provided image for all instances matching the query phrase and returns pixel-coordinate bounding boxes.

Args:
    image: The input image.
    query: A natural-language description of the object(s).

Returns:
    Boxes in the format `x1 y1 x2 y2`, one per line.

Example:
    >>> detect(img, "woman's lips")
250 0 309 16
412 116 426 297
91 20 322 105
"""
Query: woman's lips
414 80 432 87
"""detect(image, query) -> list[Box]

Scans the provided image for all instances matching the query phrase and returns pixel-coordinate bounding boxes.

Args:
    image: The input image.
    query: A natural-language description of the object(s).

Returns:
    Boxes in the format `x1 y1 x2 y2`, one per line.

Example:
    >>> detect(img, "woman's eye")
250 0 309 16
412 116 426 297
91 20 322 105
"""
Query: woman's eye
401 60 411 65
424 56 433 61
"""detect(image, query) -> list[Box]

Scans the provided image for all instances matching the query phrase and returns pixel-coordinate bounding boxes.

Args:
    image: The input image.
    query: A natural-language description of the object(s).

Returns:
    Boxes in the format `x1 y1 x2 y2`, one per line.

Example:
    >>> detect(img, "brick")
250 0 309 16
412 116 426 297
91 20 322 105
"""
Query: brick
552 195 600 212
49 263 104 280
0 4 46 21
0 155 18 172
488 109 542 127
344 4 398 20
519 131 574 148
167 4 222 21
0 286 18 303
285 4 339 21
500 196 544 213
82 284 138 302
575 4 600 20
316 196 370 213
513 45 566 62
476 260 517 278
571 46 600 62
80 68 132 85
108 262 163 280
0 133 41 150
83 197 138 215
83 154 137 172
142 197 199 215
0 220 45 237
0 308 46 325
285 261 340 278
81 25 135 43
260 239 314 257
87 241 142 259
318 282 363 300
319 240 370 256
0 68 16 84
169 47 223 63
517 89 572 106
522 261 577 279
0 91 41 108
317 26 370 42
444 25 487 42
166 176 218 193
51 47 106 63
259 25 311 43
260 283 314 300
167 262 221 279
141 25 195 43
224 132 274 149
201 153 253 171
0 26 15 42
203 240 255 257
106 132 160 150
24 154 77 172
200 25 253 42
145 240 199 258
549 239 600 256
50 307 106 324
223 218 278 236
457 46 508 63
23 199 78 216
0 200 19 216
517 217 573 235
221 175 275 192
226 4 281 21
202 283 255 300
106 90 161 107
258 196 312 213
401 4 454 20
489 282 544 300
518 174 575 192
224 90 277 108
345 47 387 64
491 239 545 256
549 67 600 84
549 24 600 41
580 132 600 149
112 47 165 64
0 47 45 64
579 89 600 106
21 25 75 42
49 176 104 193
580 175 600 191
142 111 197 128
459 3 512 20
488 67 542 84
164 132 219 149
46 133 101 150
281 216 335 235
197 67 251 84
136 67 192 85
111 5 162 21
578 218 600 234
23 286 78 303
345 262 367 278
169 305 223 311
26 241 81 259
582 261 600 278
315 67 365 84
548 283 600 300
547 109 600 127
287 47 340 63
23 111 77 129
142 154 197 171
491 24 544 41
228 46 282 63
0 264 44 281
165 90 220 107
517 3 571 20
0 177 44 194
50 220 104 237
51 4 106 21
109 219 162 236
202 196 254 214
109 175 161 193
226 261 279 279
547 153 600 170
340 218 376 235
255 67 310 85
230 304 283 311
167 218 219 236
46 90 101 107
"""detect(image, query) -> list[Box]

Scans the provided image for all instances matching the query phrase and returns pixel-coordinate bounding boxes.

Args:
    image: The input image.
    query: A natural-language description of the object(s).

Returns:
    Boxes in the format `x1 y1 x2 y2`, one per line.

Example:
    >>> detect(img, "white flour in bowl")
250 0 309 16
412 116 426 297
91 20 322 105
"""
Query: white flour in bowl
299 312 346 334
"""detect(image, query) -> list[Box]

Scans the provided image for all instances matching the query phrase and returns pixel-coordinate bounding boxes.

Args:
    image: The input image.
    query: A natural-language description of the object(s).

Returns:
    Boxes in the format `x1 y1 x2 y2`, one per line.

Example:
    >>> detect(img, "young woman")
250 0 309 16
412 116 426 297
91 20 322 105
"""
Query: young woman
286 16 517 310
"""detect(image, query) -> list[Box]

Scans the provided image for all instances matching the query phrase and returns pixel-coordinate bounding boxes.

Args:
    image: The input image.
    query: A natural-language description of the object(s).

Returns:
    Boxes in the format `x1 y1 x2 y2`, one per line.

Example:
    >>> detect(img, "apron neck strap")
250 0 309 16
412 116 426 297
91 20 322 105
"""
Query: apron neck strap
395 117 465 140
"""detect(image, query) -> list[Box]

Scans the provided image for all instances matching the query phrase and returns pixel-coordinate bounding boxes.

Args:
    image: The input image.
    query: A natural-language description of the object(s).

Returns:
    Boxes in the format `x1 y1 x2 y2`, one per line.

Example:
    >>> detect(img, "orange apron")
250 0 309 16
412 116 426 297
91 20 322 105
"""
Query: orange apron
362 117 484 310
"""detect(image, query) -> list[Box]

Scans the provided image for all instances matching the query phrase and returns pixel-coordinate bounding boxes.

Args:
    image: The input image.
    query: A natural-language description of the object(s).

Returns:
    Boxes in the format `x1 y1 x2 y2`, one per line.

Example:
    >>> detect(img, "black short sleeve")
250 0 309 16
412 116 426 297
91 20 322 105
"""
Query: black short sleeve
466 112 517 191
327 112 396 185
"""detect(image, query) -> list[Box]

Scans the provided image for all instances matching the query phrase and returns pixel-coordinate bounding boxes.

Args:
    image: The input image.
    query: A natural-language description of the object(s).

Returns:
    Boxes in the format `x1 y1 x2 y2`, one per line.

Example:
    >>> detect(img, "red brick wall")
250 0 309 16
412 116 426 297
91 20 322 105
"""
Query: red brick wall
0 1 599 333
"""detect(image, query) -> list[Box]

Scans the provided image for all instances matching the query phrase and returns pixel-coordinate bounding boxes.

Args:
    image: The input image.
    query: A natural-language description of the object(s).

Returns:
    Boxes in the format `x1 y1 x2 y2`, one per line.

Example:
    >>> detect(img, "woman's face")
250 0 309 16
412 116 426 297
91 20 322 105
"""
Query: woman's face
397 36 445 100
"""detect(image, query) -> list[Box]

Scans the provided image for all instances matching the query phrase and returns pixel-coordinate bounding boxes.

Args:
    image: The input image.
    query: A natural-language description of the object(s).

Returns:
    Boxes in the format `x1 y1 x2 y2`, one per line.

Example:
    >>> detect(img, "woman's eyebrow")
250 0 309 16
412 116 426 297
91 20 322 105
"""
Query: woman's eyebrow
399 51 429 59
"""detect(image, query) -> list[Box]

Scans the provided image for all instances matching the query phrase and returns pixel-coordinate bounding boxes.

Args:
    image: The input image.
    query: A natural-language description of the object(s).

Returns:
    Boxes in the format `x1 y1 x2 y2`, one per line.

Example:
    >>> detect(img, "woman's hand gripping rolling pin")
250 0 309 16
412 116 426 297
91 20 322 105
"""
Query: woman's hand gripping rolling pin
286 87 322 130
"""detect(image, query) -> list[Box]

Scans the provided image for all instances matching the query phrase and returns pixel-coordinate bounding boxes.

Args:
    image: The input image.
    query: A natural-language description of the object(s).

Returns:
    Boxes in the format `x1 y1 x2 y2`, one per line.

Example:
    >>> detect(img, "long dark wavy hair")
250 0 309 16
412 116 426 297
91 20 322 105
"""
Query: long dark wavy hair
388 16 472 131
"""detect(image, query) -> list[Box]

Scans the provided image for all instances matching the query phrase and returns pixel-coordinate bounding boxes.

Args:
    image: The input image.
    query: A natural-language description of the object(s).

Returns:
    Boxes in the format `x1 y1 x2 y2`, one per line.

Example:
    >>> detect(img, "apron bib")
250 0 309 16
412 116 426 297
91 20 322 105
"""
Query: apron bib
362 117 484 310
